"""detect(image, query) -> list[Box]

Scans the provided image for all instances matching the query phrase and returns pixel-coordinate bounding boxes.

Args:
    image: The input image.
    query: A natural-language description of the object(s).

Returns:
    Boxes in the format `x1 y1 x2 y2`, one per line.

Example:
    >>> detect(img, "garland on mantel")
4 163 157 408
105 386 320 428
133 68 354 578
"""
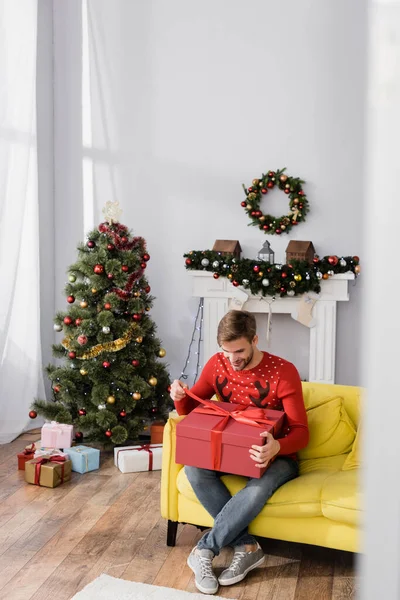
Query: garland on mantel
184 251 360 298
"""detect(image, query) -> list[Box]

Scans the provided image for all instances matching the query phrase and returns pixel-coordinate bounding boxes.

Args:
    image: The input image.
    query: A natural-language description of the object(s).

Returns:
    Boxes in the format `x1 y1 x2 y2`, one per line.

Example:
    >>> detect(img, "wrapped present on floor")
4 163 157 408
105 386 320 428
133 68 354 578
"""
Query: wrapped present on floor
25 455 72 488
41 422 73 449
17 443 36 470
68 446 100 474
114 444 163 473
175 392 285 479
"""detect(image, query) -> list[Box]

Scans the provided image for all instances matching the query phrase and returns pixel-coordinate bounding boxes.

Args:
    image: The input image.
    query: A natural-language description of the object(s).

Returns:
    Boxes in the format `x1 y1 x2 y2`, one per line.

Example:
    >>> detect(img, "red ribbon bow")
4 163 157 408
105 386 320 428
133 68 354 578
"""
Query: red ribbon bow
31 455 66 486
185 389 278 471
23 443 35 455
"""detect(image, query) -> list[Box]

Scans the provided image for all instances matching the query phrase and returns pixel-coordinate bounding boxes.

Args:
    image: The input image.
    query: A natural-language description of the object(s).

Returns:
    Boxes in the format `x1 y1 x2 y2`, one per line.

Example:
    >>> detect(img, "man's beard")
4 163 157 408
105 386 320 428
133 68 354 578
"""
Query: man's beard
232 347 254 371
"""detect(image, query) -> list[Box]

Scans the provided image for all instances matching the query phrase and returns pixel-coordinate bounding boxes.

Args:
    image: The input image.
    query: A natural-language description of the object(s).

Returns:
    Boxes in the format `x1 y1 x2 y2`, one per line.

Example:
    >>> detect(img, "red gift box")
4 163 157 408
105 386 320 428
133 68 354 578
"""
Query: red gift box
175 393 285 479
17 443 36 470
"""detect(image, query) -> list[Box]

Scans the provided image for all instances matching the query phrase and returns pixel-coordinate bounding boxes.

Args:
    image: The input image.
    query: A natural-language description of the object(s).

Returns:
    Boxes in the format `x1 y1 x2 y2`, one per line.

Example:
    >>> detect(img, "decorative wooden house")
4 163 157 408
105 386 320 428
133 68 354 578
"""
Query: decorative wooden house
286 240 315 264
212 240 242 259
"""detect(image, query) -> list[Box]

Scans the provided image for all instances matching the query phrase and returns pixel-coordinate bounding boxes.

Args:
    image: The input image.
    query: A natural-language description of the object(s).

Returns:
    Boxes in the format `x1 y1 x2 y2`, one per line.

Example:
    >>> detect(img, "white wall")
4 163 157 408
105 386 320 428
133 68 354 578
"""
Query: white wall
51 0 366 386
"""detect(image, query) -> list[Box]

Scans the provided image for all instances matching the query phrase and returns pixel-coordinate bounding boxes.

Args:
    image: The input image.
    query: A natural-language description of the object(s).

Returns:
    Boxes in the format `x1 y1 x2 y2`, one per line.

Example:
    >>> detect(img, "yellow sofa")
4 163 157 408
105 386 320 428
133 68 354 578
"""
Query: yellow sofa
161 382 362 553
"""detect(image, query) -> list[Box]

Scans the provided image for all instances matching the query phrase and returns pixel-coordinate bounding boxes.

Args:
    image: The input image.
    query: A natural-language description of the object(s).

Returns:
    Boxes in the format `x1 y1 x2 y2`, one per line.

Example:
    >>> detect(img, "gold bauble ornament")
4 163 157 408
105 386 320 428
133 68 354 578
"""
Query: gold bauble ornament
133 292 141 297
258 271 263 277
149 377 158 386
355 265 361 274
133 392 141 400
252 179 260 186
294 274 302 282
158 348 166 358
80 300 88 308
280 225 286 230
145 307 150 312
280 174 288 182
107 395 116 404
259 216 265 222
136 336 143 343
80 368 88 376
246 203 252 210
91 288 97 294
227 274 233 280
293 198 299 204
289 281 296 288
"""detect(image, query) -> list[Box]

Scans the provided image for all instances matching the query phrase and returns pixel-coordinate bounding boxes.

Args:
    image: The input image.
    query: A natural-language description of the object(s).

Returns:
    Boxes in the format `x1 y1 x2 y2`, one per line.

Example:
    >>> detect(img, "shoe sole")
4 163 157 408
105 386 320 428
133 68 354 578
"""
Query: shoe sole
218 555 266 586
187 555 219 595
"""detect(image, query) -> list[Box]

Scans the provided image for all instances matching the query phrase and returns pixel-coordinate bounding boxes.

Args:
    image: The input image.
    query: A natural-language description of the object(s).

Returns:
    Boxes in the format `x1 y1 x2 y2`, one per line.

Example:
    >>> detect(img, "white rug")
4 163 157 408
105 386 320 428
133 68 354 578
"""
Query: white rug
71 574 232 600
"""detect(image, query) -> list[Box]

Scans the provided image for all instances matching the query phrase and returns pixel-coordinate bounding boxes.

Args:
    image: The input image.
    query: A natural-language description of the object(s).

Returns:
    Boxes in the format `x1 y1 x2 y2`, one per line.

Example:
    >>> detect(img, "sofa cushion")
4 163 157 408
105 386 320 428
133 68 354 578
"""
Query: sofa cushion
342 422 362 470
177 457 345 519
298 393 356 460
321 470 361 526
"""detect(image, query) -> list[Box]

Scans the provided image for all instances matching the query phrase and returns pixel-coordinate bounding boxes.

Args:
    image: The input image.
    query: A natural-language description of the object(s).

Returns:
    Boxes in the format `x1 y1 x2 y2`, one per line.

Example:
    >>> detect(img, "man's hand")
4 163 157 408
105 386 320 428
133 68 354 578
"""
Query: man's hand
249 431 281 469
170 379 189 402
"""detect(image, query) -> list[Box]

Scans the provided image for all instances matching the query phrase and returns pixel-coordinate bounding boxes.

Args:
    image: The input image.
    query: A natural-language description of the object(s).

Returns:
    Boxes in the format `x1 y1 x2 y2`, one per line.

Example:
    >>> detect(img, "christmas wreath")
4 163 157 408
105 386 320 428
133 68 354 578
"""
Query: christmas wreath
242 168 309 235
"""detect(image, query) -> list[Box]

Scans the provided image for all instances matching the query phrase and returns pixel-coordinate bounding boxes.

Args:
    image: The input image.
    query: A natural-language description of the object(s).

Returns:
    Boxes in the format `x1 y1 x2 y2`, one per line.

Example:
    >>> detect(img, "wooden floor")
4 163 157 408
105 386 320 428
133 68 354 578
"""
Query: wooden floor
0 430 359 600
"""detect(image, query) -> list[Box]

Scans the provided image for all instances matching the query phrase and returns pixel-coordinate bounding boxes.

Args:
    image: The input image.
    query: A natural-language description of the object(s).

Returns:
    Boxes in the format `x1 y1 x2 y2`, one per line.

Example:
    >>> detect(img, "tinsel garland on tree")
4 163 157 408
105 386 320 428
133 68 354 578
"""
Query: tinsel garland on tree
184 251 360 297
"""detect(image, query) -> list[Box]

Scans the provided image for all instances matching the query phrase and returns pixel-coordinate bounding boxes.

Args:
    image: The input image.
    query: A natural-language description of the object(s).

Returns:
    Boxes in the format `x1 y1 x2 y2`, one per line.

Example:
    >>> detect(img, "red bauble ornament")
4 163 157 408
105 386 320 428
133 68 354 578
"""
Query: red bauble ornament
68 351 76 359
284 189 290 194
121 265 129 272
29 410 37 419
281 272 288 278
87 240 95 248
280 287 286 293
267 181 274 189
298 190 304 196
213 273 219 279
261 188 268 194
328 256 339 266
107 243 115 251
77 335 88 346
253 265 260 273
53 386 60 393
240 201 247 207
78 409 86 416
140 262 146 269
94 264 104 274
75 432 83 441
144 286 151 293
268 171 275 177
132 313 142 321
248 187 253 192
104 302 112 310
119 410 127 418
120 236 128 244
105 429 113 438
185 258 192 265
67 295 75 304
251 211 257 217
152 408 157 413
313 256 320 264
103 361 111 368
64 316 73 325
232 280 239 287
263 224 269 230
131 359 140 367
143 253 150 262
167 385 171 393
353 256 360 263
75 318 82 326
107 273 114 280
275 229 282 234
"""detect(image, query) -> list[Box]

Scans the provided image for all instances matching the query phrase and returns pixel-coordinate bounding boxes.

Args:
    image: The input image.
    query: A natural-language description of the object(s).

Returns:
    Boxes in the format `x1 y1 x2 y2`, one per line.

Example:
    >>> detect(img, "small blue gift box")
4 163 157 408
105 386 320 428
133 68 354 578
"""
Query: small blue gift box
68 445 100 473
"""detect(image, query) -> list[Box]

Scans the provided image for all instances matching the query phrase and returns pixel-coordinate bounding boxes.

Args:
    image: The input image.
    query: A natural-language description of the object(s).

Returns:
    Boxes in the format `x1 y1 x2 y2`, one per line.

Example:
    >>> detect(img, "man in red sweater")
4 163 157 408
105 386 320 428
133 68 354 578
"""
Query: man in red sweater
170 310 309 595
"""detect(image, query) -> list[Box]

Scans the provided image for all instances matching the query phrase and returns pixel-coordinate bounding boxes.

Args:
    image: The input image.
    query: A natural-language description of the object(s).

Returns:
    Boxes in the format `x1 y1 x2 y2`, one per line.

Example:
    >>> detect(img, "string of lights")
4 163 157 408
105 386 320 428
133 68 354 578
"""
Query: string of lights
179 298 204 386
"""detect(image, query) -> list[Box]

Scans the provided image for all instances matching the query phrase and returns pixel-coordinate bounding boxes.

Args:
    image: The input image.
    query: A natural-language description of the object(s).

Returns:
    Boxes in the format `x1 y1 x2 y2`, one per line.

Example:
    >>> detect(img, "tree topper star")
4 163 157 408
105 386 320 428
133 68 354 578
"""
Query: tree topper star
102 201 122 224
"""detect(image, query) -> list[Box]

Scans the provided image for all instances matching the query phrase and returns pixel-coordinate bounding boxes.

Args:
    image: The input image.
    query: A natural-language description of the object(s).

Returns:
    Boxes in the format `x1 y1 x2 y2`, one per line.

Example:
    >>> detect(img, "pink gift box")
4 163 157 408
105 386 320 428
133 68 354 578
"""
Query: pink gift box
41 422 74 449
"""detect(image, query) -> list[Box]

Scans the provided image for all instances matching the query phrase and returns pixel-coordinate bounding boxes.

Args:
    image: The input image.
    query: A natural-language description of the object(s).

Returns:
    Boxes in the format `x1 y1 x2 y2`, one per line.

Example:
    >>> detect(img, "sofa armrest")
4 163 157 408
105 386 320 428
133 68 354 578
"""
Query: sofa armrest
160 414 185 521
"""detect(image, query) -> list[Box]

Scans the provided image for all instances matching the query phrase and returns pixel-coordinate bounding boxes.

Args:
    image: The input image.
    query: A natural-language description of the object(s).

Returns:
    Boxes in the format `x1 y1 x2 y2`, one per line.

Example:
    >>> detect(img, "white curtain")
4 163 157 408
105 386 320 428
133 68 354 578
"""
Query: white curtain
0 0 45 444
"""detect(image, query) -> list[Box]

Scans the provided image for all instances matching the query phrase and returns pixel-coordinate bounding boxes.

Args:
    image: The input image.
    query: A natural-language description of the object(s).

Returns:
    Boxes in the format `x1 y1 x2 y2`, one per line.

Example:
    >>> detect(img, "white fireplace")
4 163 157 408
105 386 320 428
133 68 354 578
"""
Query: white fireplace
190 271 354 384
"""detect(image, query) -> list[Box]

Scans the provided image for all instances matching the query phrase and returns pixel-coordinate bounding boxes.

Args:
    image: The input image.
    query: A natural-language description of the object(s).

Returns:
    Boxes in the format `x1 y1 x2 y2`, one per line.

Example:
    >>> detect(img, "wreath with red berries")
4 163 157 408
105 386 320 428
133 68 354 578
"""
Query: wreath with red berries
241 168 309 235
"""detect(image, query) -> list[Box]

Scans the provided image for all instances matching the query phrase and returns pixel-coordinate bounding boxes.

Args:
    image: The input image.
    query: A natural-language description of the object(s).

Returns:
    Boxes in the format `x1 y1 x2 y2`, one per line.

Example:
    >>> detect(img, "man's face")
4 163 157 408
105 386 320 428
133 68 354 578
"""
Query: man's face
220 336 257 371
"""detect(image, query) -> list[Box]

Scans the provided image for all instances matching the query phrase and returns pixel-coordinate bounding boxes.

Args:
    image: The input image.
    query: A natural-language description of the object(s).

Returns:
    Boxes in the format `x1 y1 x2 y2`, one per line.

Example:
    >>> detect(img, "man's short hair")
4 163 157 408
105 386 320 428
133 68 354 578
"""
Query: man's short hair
217 310 257 345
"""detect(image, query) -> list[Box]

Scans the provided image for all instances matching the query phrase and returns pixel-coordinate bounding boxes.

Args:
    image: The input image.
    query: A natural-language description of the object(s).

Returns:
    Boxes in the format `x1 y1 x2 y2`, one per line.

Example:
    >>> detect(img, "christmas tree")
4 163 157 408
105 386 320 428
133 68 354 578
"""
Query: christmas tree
32 202 173 445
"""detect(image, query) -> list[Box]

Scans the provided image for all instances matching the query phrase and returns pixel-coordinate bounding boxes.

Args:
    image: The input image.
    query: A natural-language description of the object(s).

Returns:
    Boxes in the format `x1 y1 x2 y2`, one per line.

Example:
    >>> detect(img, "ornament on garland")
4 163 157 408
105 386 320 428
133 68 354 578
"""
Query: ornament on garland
242 168 309 235
29 410 37 419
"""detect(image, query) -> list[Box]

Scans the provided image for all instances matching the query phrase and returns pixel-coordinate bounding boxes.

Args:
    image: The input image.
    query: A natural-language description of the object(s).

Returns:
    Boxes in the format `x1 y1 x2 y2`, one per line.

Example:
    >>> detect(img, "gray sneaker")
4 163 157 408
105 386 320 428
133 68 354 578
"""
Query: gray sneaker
218 543 265 586
187 546 219 595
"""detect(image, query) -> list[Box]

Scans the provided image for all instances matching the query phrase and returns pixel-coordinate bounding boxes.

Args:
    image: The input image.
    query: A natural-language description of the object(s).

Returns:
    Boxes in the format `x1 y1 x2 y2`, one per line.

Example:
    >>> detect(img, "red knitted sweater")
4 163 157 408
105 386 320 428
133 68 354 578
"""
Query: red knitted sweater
174 351 309 459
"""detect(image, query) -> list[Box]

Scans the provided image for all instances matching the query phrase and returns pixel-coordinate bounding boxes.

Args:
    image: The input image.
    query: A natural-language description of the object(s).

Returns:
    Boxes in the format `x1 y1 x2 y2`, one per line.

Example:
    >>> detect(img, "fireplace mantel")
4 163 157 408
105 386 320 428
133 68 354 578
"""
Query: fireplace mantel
190 271 355 384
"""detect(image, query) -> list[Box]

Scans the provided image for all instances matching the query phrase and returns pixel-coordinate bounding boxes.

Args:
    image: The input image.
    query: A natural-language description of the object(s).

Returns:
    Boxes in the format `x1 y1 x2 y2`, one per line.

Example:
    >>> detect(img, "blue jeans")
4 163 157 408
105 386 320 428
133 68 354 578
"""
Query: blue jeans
185 457 299 556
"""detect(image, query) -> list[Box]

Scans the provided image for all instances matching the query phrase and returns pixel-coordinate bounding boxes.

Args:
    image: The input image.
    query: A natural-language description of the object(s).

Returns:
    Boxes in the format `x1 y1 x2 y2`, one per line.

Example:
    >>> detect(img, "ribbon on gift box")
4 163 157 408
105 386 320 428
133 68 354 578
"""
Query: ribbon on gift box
185 389 279 471
31 455 66 486
116 444 162 471
23 443 36 455
75 447 89 472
